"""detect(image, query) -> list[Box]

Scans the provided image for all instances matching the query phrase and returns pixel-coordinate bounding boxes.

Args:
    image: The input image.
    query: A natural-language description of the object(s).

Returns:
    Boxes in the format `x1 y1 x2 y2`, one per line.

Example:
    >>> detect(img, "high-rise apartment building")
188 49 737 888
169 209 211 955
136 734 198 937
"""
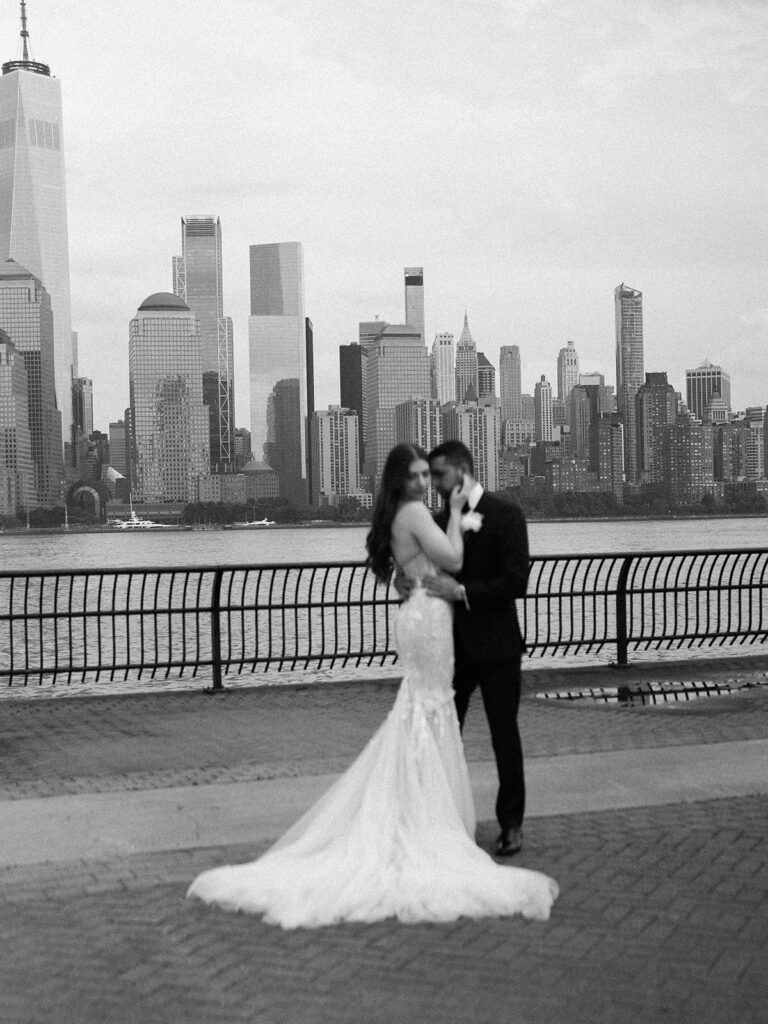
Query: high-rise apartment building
0 329 33 512
568 381 615 473
404 267 424 345
477 352 496 399
363 323 430 485
441 397 501 491
499 345 522 426
0 9 74 443
534 375 553 442
0 258 62 504
557 340 579 402
636 372 677 486
430 332 454 406
597 415 625 501
310 406 360 505
686 361 731 423
658 411 715 504
128 292 209 502
172 216 234 470
395 396 442 498
455 312 478 403
248 242 309 504
615 284 644 484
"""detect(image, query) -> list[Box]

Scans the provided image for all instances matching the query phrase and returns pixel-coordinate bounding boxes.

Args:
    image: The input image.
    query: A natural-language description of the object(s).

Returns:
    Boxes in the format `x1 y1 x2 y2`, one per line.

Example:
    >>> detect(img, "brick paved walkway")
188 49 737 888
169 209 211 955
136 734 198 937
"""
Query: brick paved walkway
1 654 767 1023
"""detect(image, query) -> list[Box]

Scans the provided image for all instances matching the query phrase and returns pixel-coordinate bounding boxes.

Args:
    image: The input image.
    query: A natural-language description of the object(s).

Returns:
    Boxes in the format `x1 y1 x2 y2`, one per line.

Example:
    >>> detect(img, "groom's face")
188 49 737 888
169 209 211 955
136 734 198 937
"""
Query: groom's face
429 456 464 500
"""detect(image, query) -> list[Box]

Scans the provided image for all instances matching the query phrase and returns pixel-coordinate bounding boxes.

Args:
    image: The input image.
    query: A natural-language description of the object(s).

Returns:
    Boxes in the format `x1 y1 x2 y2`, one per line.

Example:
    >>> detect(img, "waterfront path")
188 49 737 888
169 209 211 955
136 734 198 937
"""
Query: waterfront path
1 654 767 1023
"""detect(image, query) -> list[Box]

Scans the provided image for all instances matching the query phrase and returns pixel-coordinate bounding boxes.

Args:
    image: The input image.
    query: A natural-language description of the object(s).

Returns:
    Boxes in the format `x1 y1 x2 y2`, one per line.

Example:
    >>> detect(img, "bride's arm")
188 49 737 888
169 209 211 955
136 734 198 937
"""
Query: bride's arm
399 498 464 573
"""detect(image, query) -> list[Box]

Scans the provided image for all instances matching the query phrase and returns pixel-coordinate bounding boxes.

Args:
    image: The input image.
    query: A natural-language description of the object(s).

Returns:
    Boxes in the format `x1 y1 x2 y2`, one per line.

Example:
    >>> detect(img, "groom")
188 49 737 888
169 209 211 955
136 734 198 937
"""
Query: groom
423 440 530 857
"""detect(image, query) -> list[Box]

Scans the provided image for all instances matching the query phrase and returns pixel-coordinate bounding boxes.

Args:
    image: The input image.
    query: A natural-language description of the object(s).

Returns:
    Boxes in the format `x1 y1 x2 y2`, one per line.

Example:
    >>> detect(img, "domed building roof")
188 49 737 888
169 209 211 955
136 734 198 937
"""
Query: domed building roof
138 292 190 312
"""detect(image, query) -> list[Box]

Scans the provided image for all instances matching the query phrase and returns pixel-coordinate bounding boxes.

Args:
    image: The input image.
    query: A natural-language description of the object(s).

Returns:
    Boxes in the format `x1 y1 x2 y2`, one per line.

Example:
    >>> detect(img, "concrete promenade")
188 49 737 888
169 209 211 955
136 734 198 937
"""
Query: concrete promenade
1 654 767 1023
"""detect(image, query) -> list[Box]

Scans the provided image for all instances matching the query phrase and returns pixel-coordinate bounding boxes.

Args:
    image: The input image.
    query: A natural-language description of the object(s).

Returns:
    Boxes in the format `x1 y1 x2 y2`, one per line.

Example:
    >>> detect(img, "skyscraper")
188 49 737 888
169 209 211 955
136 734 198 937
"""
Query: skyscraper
128 292 209 502
499 345 522 426
363 322 429 485
310 406 360 505
108 419 127 476
71 373 93 475
395 397 442 454
455 312 478 402
441 397 502 491
339 343 364 470
0 5 74 444
557 340 579 402
686 361 731 423
658 410 715 504
404 267 424 345
636 372 677 486
248 242 308 504
430 332 454 406
0 258 62 504
172 216 234 470
72 376 93 439
0 329 33 512
534 375 553 442
615 284 644 484
477 352 496 399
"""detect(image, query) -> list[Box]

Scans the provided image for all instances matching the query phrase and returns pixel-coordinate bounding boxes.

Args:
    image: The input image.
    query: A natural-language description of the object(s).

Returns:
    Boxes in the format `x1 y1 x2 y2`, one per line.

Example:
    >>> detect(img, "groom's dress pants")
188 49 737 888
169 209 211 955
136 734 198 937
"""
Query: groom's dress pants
453 649 525 831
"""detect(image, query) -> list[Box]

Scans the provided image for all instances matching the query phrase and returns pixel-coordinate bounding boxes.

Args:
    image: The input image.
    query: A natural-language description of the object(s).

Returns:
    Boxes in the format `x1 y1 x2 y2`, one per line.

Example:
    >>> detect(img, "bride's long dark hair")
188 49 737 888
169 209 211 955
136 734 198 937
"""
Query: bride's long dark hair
366 443 429 584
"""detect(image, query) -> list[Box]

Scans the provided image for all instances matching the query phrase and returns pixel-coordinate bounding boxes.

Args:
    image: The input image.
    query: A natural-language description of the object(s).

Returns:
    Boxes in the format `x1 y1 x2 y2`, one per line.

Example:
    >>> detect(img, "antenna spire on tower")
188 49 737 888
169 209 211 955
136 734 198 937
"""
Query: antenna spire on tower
3 0 50 77
20 1 30 61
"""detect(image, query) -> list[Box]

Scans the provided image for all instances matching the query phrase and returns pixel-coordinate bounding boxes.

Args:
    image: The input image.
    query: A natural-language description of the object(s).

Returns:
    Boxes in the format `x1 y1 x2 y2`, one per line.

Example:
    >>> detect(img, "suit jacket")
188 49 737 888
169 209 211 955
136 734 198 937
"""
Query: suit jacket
436 491 529 664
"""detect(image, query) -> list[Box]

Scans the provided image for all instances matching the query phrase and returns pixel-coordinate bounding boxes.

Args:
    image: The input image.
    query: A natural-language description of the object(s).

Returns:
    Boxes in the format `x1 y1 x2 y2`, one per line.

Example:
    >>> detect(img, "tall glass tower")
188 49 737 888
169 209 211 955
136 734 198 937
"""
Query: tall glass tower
173 216 234 470
615 284 644 484
0 3 73 445
0 258 62 505
128 293 209 503
248 242 308 505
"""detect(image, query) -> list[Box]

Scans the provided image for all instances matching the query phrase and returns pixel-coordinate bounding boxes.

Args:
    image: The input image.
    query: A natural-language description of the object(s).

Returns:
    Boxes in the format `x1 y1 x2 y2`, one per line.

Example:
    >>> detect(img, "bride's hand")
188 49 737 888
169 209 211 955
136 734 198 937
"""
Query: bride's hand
449 476 472 512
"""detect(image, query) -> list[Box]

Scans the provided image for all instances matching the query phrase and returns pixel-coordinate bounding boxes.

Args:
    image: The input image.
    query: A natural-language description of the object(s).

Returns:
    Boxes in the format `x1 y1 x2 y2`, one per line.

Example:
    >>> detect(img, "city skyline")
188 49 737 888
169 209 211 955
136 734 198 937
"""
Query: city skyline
0 1 763 431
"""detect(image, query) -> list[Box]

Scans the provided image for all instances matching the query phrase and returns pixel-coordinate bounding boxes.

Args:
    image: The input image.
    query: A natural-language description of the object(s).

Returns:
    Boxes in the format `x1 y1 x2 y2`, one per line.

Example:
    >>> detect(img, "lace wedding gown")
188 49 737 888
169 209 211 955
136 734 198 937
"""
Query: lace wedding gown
187 559 558 928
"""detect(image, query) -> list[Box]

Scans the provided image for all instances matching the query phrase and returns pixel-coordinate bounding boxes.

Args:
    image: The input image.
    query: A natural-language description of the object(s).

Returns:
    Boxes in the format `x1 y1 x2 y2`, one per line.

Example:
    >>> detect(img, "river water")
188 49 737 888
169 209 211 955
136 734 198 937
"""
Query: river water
1 516 767 573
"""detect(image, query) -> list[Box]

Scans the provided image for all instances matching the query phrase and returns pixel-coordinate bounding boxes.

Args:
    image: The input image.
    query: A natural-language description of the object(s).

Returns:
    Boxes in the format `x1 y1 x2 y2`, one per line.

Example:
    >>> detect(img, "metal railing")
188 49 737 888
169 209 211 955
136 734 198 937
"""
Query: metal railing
1 548 767 688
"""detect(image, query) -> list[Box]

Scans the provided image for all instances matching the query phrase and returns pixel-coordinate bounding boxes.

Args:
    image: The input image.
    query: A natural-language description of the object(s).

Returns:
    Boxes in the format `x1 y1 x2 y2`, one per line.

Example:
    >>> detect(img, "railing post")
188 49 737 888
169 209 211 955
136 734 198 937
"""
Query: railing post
207 567 225 692
613 555 632 668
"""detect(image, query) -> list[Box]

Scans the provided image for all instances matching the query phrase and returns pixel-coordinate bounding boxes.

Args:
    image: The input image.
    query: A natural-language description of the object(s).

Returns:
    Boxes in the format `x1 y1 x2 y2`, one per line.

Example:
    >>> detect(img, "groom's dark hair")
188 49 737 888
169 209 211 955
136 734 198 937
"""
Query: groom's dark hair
428 441 474 475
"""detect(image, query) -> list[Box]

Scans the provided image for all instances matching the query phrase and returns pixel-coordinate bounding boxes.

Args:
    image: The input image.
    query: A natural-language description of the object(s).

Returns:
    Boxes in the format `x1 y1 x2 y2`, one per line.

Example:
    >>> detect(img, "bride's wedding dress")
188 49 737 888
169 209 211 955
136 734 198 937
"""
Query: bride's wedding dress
187 562 558 928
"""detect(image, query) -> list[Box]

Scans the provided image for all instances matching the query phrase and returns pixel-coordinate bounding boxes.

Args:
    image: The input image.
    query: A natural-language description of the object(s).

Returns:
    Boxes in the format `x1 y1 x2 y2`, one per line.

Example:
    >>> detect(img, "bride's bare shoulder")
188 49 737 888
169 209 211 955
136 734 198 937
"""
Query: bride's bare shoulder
395 500 433 524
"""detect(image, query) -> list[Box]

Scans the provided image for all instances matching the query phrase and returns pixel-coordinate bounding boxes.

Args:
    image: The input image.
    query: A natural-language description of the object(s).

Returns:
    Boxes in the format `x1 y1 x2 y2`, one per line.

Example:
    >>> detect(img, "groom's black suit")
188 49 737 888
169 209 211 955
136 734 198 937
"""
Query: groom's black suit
436 490 530 832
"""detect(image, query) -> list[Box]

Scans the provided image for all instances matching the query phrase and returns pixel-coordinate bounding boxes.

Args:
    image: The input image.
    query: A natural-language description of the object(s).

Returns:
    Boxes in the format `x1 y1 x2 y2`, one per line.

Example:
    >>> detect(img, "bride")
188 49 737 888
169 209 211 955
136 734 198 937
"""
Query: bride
187 444 558 927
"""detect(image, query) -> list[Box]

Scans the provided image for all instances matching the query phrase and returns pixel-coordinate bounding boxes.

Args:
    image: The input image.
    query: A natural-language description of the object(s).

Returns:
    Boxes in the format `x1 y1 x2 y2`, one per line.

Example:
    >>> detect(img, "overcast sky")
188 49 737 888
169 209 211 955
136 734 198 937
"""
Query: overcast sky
4 0 767 428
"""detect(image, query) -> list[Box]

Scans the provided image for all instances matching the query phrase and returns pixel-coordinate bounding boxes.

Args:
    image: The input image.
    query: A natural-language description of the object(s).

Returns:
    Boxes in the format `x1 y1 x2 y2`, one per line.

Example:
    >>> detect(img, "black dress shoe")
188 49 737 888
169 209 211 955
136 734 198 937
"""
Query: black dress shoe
495 827 523 856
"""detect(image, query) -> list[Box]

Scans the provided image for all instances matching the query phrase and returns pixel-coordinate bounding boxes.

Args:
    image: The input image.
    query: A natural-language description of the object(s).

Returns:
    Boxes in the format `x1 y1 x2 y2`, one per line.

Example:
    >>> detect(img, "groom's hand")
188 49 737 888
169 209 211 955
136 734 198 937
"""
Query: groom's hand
392 569 415 601
423 575 465 604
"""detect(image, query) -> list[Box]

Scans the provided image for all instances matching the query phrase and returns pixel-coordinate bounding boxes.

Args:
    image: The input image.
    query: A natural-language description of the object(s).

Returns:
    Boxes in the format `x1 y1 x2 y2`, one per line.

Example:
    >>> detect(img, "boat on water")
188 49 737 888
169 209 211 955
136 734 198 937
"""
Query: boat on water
111 507 174 530
238 517 276 527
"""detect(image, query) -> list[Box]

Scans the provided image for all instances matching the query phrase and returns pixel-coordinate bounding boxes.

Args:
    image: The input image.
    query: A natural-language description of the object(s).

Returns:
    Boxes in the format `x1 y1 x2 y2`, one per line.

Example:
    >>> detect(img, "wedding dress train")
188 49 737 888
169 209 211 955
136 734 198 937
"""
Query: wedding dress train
187 580 558 928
